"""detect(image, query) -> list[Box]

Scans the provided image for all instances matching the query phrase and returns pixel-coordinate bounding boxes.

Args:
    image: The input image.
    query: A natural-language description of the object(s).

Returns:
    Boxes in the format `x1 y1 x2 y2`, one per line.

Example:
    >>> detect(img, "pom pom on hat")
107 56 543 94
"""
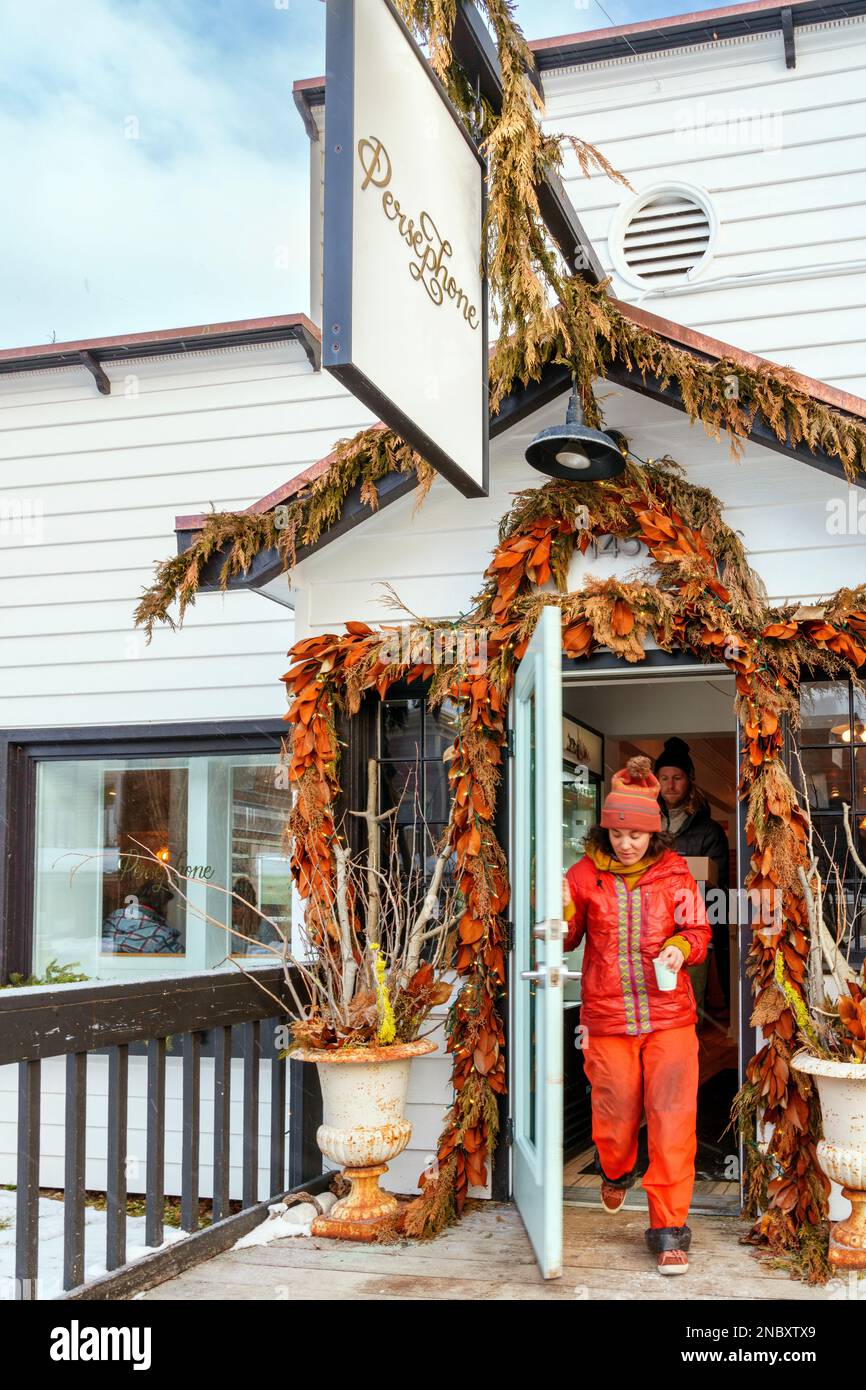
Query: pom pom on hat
601 755 662 832
623 755 656 785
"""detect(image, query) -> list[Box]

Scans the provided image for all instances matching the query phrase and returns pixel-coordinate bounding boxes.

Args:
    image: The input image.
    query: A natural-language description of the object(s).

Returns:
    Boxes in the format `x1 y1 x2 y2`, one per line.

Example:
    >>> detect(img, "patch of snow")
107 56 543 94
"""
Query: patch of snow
0 1190 187 1300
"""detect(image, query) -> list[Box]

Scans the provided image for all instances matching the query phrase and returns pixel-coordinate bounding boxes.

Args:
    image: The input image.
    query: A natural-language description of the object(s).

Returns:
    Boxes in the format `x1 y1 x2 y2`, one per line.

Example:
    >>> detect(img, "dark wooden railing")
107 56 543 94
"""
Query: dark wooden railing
0 965 324 1300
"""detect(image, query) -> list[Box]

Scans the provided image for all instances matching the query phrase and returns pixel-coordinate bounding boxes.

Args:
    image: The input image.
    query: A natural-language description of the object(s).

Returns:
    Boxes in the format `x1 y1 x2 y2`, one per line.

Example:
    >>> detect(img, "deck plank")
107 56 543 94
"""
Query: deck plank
134 1201 842 1301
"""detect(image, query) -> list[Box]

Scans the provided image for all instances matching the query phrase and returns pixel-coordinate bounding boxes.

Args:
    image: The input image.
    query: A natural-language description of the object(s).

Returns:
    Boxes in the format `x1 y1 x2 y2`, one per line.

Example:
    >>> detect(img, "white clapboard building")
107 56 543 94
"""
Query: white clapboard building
1 0 864 1226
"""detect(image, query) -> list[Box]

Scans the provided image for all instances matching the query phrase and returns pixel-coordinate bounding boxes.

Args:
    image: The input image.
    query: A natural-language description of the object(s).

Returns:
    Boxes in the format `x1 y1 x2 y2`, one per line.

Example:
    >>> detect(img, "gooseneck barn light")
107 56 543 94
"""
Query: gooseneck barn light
525 380 626 482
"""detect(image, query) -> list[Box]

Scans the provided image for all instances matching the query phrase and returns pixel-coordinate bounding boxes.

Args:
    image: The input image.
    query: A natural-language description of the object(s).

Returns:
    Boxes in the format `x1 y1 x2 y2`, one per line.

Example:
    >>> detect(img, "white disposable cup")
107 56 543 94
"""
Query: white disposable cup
652 956 678 991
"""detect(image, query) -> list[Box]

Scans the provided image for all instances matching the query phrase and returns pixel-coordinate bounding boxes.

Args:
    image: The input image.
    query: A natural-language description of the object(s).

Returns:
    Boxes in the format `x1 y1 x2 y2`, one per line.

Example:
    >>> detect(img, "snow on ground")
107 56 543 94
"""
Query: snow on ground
0 1191 187 1299
232 1192 339 1248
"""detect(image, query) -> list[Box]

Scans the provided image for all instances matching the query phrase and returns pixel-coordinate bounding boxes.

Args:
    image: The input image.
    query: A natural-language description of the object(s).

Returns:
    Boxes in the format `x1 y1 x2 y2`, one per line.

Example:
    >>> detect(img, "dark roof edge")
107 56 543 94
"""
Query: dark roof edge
0 313 322 378
293 76 325 141
174 297 866 568
528 0 866 70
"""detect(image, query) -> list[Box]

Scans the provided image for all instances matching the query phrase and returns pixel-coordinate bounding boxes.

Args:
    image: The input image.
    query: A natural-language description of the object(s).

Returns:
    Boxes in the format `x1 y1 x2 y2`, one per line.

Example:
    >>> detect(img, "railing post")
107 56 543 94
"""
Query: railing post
16 1059 40 1302
289 1045 323 1190
242 1021 261 1208
181 1031 202 1233
106 1043 129 1271
63 1051 87 1290
145 1037 167 1248
213 1025 232 1222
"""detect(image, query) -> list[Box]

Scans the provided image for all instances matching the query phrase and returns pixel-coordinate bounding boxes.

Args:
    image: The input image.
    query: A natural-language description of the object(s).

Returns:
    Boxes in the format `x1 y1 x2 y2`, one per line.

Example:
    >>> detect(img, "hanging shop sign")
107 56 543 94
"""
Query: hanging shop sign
323 0 489 498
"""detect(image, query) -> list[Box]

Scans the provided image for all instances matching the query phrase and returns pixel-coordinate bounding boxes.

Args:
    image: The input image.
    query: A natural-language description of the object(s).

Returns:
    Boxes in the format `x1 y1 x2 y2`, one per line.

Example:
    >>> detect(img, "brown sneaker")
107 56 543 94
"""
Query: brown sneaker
657 1248 689 1275
600 1181 628 1213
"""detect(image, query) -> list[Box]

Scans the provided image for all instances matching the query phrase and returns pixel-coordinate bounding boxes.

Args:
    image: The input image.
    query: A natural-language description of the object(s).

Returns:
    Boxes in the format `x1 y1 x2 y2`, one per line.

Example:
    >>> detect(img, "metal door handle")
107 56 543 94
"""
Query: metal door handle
520 966 582 987
532 918 568 940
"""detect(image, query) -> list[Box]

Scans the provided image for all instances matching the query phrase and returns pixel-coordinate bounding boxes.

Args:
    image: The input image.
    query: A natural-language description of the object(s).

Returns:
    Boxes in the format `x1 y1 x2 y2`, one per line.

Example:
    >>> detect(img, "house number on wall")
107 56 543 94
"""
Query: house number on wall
586 535 647 559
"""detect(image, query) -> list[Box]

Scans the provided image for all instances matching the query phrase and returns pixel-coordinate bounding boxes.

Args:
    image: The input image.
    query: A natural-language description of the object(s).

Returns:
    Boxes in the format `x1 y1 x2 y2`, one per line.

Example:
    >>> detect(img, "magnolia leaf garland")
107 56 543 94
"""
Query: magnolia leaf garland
280 456 866 1276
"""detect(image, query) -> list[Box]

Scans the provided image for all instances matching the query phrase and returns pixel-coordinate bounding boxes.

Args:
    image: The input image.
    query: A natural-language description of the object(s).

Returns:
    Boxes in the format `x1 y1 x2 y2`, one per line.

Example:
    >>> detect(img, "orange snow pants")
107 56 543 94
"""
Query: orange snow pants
581 1023 699 1230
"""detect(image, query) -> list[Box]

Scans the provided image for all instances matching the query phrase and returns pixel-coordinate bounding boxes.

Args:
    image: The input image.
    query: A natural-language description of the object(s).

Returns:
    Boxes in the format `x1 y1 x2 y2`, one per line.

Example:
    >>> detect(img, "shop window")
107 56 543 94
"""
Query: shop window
33 751 290 979
377 696 460 884
798 679 866 960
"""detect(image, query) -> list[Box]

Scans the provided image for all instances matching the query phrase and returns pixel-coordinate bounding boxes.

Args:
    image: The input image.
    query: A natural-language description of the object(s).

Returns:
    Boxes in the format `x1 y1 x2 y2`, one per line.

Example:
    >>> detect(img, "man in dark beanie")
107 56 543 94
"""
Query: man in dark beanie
654 737 731 1013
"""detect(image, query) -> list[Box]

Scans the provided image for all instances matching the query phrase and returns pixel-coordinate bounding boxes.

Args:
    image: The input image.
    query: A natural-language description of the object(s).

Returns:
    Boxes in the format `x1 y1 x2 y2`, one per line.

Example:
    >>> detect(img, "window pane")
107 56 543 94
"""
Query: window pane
380 700 423 761
380 761 421 824
423 823 458 889
810 816 861 883
800 681 851 744
229 763 291 958
817 878 865 956
385 821 455 886
425 760 453 824
801 746 851 810
101 767 188 956
33 752 282 981
425 698 461 757
854 749 866 811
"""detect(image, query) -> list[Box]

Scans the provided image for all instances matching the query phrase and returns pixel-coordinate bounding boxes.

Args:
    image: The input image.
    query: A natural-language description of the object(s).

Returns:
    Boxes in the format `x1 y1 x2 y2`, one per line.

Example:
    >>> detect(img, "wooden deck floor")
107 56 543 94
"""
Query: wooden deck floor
136 1200 847 1301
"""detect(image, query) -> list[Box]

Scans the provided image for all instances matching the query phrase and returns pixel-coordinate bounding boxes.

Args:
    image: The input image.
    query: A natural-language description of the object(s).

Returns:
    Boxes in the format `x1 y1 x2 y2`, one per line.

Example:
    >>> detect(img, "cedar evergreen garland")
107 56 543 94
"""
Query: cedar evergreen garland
133 4 866 641
134 426 433 642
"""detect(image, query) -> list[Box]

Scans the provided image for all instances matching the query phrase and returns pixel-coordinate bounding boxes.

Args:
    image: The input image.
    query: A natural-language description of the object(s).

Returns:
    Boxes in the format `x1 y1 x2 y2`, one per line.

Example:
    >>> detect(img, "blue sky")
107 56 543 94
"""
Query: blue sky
0 0 725 349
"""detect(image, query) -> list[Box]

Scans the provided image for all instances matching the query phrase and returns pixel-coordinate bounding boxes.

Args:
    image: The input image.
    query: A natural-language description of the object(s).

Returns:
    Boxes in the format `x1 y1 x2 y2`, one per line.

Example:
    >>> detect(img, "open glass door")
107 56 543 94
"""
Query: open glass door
511 604 569 1279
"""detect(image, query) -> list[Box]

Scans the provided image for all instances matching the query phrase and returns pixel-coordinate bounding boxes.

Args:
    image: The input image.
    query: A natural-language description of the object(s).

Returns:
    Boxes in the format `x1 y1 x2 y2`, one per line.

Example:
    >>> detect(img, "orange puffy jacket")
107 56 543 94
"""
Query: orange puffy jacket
564 848 712 1037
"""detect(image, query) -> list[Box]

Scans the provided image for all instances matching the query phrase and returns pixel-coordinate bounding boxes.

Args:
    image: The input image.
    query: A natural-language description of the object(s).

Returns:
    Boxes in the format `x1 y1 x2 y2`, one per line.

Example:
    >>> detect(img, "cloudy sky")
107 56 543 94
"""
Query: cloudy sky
0 0 723 349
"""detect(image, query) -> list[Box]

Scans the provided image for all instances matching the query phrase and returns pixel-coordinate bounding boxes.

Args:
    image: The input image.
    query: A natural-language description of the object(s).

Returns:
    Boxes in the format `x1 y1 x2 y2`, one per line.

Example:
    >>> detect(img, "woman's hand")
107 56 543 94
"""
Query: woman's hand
563 878 572 915
656 944 685 973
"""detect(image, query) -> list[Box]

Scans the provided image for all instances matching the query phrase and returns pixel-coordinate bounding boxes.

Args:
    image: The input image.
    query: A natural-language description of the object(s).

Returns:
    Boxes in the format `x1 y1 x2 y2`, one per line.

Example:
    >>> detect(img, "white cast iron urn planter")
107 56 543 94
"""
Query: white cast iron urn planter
289 1037 437 1240
791 1049 866 1269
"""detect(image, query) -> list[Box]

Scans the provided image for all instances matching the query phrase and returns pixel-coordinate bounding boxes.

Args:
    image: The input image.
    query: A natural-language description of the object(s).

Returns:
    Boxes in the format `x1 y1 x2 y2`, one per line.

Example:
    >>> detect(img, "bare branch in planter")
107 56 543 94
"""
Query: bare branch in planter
403 845 450 985
333 839 359 1012
347 755 396 950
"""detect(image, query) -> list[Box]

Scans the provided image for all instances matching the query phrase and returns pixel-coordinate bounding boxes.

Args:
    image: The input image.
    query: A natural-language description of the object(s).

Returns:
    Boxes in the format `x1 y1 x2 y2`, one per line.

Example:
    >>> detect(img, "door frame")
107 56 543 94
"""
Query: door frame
505 650 754 1209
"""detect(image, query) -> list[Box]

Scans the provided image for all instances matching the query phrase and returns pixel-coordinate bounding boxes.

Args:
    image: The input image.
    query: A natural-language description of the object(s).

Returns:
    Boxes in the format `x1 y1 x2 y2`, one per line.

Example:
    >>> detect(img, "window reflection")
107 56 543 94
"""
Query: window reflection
800 678 866 959
34 752 289 979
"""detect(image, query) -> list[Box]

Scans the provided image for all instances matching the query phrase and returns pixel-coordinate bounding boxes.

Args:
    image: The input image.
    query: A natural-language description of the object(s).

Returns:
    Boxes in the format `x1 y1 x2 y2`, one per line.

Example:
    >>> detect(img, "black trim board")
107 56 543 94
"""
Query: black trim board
0 322 321 379
491 355 866 486
180 467 420 593
178 347 866 595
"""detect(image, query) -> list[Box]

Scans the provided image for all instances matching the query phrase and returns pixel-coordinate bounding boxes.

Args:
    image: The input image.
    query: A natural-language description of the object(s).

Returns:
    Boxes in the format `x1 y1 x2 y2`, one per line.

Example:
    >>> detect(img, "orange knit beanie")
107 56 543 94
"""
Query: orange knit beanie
601 755 662 832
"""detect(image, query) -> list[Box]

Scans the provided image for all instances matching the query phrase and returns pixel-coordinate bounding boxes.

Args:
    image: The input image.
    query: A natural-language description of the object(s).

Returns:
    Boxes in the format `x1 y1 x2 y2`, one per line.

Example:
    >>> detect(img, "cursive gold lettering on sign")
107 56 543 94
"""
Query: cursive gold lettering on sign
357 136 480 330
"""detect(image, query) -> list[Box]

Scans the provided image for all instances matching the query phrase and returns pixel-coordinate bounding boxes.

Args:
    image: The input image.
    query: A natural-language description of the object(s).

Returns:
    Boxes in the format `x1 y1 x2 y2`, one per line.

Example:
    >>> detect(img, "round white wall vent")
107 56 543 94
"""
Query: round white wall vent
610 184 716 290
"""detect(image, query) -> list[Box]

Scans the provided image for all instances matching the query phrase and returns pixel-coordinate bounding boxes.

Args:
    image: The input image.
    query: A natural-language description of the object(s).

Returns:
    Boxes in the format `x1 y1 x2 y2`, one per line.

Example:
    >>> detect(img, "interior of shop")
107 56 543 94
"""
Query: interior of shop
560 672 741 1215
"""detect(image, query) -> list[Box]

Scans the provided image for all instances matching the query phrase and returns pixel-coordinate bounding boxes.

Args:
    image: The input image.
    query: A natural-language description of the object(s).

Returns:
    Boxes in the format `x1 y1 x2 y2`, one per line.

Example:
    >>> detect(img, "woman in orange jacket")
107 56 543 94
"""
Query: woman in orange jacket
563 755 712 1275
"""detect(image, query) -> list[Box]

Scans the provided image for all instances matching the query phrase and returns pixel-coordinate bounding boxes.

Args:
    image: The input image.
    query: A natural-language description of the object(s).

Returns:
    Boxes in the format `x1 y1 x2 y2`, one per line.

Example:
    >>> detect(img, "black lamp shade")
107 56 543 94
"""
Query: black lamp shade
525 384 625 481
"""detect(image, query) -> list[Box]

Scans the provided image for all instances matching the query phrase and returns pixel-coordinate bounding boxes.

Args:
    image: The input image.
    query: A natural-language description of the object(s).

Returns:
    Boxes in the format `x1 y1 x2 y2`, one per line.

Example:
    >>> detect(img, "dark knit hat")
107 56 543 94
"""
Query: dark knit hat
601 756 662 832
654 736 694 780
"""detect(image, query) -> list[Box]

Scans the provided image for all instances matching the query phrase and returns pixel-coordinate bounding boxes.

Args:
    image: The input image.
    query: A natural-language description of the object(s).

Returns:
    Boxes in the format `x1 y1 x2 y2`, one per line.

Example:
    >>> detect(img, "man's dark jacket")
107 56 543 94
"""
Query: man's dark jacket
661 798 730 896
